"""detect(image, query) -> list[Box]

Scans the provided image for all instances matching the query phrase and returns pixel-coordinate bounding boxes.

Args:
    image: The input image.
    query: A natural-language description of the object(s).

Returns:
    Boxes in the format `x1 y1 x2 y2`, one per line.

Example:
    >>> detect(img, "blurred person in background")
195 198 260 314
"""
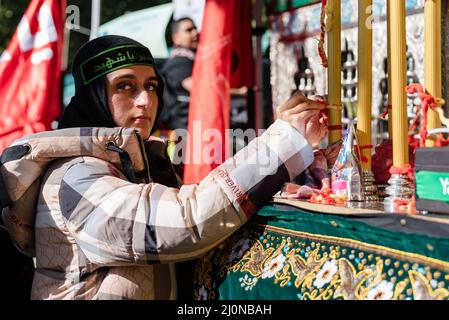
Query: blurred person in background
158 17 198 179
159 17 198 132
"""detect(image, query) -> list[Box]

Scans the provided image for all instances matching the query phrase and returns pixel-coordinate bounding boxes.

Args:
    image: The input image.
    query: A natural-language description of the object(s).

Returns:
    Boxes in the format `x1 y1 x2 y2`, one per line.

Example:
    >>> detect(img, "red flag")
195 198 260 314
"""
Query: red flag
230 0 254 89
0 0 65 151
184 0 253 184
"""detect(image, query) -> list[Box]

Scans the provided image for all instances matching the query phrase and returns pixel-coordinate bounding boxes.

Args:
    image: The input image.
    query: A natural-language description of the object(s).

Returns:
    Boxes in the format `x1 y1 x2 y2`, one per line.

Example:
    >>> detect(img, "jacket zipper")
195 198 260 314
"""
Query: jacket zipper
134 131 151 183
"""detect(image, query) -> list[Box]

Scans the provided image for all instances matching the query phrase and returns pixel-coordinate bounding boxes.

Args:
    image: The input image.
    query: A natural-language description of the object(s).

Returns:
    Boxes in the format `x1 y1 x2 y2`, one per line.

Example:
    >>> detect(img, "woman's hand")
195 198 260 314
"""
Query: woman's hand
275 92 328 149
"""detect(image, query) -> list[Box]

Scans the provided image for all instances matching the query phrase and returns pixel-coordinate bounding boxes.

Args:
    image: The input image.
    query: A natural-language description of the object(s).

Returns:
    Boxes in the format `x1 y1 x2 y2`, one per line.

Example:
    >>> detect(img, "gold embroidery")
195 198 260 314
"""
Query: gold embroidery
253 223 449 272
409 270 449 300
393 280 407 300
334 258 374 300
240 240 275 276
195 227 449 300
287 248 327 288
359 260 384 299
196 252 213 285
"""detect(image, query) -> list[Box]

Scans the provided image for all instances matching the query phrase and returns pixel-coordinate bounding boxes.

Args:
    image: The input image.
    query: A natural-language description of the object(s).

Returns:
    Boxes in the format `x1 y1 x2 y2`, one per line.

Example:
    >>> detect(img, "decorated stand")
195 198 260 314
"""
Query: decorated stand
194 0 449 300
383 0 414 210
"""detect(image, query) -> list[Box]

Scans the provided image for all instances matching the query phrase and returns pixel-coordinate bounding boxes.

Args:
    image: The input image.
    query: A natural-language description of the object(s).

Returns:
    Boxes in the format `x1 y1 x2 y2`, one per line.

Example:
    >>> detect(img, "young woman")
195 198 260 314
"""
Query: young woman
25 35 326 299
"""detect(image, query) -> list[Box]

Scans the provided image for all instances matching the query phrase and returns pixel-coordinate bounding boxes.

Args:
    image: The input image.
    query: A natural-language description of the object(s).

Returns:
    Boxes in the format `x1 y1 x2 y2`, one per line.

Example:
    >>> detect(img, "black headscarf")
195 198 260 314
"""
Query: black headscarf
58 35 165 134
58 35 180 187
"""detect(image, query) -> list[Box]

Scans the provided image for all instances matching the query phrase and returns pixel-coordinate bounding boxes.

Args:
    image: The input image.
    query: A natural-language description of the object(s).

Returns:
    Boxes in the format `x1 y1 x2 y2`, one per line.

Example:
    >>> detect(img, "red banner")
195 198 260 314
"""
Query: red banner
184 0 253 184
0 0 65 152
231 0 254 89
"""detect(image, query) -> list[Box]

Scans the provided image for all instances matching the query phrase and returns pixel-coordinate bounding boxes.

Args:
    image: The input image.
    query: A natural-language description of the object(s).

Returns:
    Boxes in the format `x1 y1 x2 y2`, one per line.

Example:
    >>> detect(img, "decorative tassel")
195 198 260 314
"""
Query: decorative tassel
406 83 445 147
317 0 328 68
390 163 414 181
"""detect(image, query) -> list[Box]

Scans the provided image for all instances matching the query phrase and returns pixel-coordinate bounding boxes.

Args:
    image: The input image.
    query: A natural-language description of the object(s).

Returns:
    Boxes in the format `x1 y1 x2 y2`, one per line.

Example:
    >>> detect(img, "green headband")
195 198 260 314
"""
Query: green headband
80 44 156 85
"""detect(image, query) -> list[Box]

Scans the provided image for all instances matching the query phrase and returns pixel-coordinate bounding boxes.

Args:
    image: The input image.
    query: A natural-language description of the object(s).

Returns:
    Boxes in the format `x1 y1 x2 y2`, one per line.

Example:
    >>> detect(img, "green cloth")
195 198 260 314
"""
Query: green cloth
257 206 449 262
194 206 449 300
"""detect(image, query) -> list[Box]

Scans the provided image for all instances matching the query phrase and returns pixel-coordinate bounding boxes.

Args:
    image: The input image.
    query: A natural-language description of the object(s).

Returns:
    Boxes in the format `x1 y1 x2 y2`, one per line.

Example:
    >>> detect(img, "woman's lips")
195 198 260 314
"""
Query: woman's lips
133 116 151 124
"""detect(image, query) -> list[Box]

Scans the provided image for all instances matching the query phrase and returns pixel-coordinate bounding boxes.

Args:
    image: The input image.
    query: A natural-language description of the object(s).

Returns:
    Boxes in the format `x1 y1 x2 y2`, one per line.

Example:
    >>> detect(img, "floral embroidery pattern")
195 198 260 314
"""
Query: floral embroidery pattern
366 280 394 300
239 274 258 291
262 254 287 279
194 224 449 300
314 260 338 289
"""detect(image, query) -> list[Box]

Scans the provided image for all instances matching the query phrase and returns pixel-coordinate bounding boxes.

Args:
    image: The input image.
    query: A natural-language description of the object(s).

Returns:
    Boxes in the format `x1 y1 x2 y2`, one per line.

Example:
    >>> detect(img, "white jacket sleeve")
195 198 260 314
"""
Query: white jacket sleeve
59 120 314 265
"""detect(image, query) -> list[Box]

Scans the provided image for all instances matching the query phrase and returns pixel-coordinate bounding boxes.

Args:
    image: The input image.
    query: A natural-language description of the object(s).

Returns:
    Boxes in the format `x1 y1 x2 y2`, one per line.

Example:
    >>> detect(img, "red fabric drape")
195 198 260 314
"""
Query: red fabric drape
230 0 254 89
0 0 65 152
184 0 253 183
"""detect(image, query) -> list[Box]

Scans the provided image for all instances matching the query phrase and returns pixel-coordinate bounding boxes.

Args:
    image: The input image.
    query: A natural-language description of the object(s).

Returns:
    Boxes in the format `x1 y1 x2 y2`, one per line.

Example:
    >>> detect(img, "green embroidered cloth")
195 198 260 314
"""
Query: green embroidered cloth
193 206 449 300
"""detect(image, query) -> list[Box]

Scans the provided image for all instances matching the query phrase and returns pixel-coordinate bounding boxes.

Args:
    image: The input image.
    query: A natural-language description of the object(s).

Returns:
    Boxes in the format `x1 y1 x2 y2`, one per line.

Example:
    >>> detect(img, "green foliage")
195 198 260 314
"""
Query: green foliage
0 0 170 66
101 0 170 24
0 0 28 52
67 0 170 68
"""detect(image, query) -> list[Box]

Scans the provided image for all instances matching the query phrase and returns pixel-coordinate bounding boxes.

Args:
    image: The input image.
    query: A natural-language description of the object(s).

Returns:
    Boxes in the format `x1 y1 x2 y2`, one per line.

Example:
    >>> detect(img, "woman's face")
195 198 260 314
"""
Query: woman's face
105 65 159 140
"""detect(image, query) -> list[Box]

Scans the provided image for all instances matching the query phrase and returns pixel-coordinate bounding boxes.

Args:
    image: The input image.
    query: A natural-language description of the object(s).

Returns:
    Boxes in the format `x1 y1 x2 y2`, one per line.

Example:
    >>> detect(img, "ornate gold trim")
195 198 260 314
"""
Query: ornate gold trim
251 223 449 272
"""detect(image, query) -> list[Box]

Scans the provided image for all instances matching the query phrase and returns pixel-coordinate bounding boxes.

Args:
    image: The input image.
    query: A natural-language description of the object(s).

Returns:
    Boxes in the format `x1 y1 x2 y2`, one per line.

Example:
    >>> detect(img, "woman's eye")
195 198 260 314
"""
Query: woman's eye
146 83 158 91
117 82 134 91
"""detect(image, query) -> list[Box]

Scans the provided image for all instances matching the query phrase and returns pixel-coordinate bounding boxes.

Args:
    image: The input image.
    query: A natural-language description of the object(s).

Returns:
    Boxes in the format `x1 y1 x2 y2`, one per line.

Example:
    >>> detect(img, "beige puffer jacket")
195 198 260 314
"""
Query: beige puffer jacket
1 120 313 299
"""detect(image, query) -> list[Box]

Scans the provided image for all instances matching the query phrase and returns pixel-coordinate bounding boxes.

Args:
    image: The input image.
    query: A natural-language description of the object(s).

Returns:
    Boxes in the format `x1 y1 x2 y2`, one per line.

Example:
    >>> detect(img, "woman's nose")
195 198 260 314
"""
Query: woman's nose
135 89 151 108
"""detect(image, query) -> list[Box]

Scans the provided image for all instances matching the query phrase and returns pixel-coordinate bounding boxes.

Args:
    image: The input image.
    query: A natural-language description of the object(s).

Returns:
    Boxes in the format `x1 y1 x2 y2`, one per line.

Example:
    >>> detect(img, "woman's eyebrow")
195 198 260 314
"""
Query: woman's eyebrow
146 76 159 82
111 75 158 83
111 74 136 81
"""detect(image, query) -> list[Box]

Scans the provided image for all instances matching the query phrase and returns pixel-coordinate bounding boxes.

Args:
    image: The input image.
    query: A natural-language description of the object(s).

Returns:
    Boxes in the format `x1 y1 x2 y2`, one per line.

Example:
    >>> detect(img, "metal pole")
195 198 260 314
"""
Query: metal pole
424 0 442 146
90 0 101 40
384 0 413 210
389 0 408 168
357 0 373 170
327 0 342 143
254 0 264 132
